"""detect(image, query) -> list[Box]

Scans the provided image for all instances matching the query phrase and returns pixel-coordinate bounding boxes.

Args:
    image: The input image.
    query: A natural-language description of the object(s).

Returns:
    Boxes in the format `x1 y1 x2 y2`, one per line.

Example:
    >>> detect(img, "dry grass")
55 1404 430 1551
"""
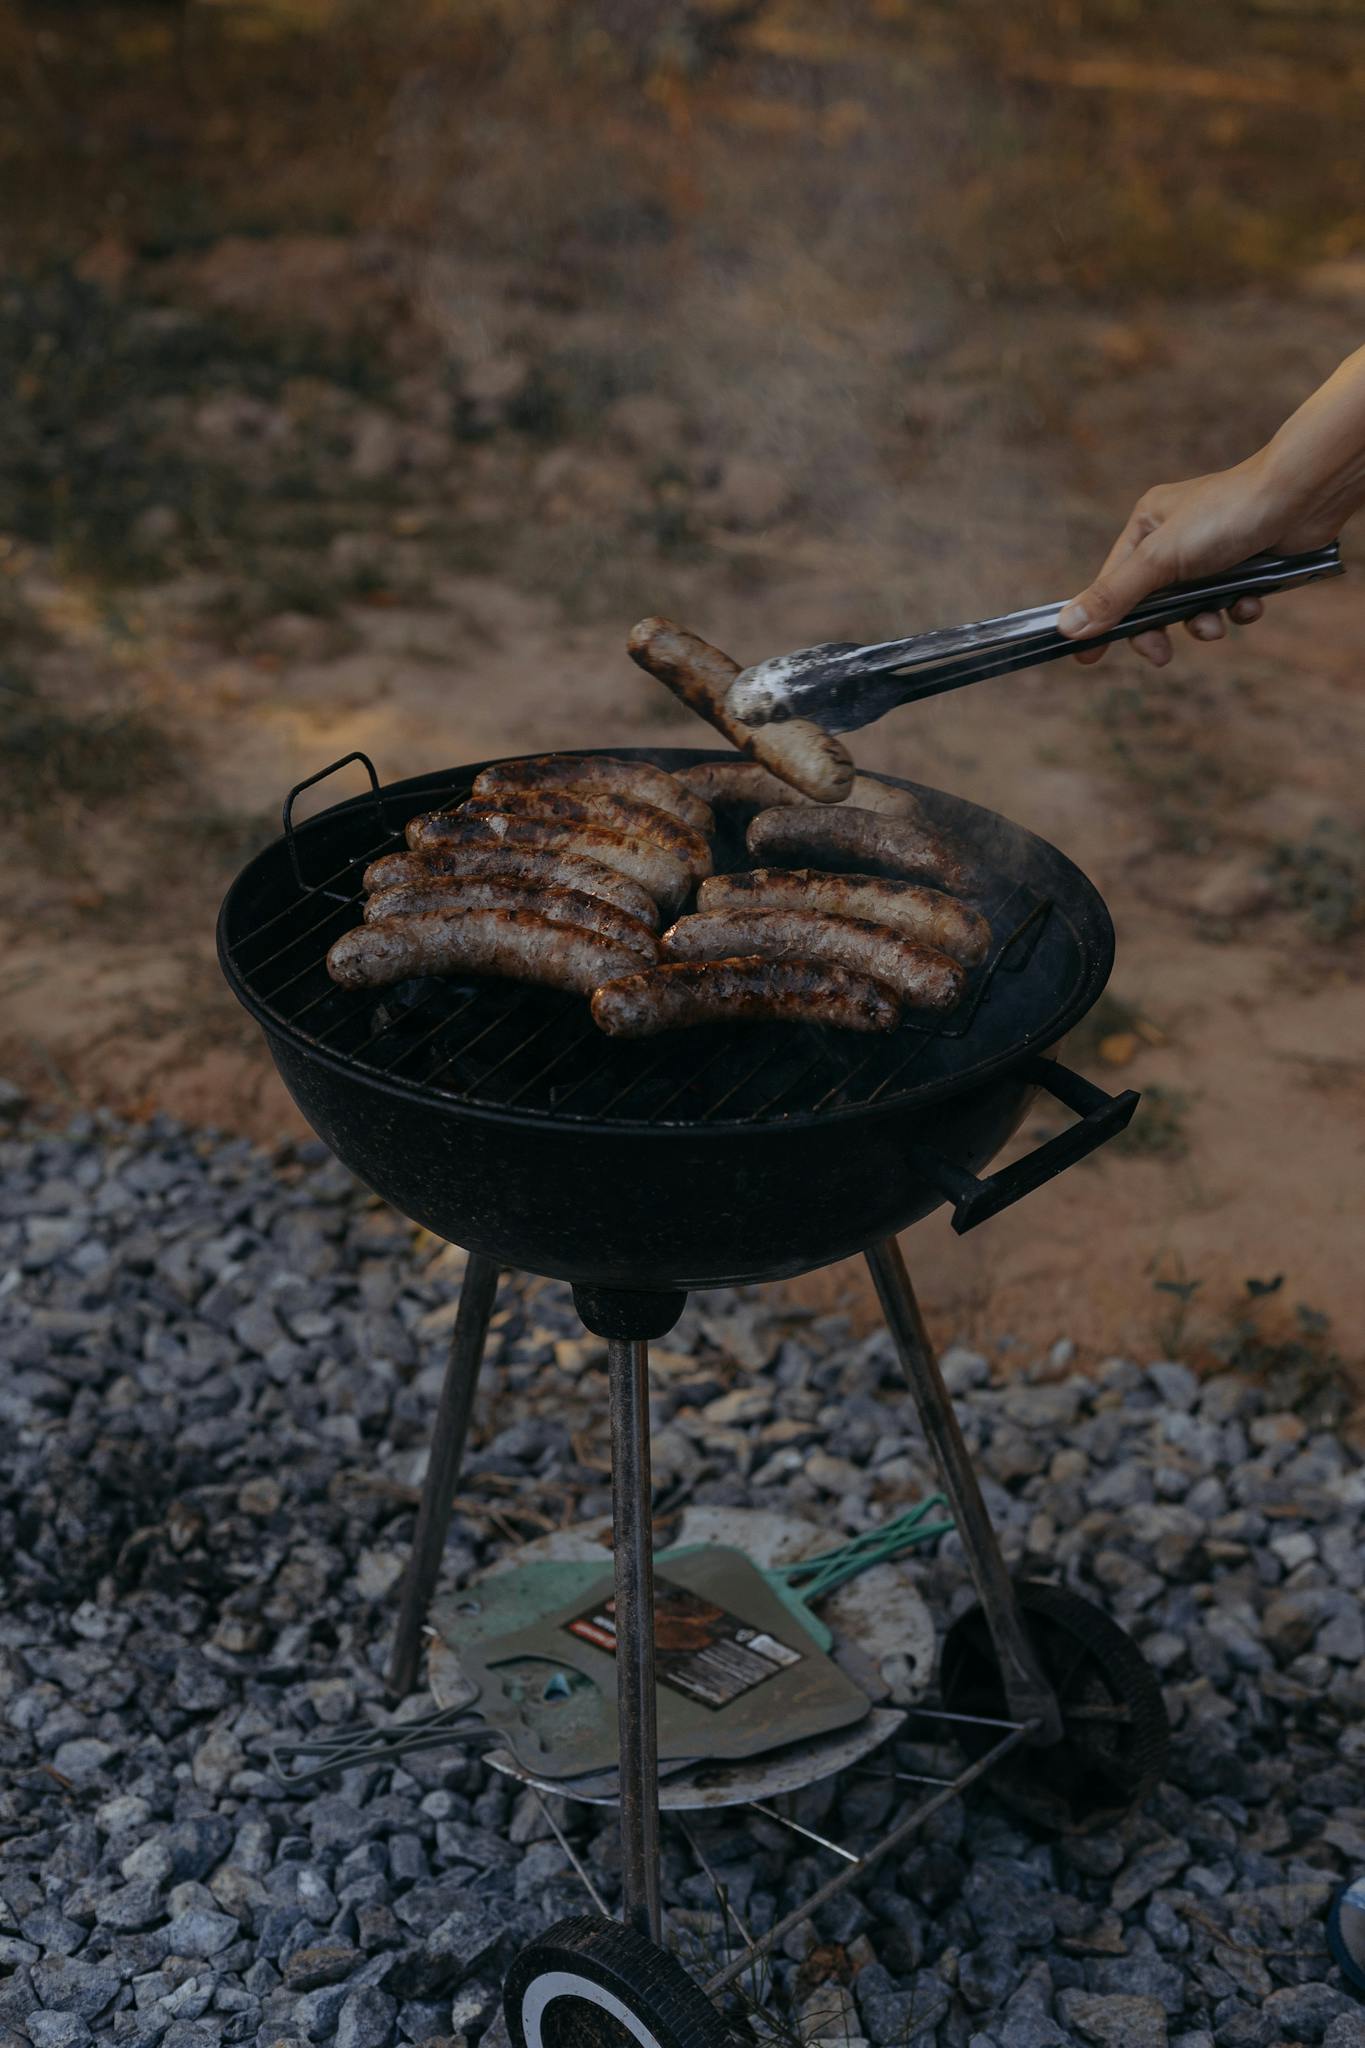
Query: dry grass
0 667 178 814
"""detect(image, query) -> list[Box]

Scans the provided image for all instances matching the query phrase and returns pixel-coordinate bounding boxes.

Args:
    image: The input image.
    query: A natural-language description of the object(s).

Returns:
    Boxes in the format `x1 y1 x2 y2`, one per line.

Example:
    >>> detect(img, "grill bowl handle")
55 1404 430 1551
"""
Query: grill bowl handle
283 751 385 898
908 1057 1138 1235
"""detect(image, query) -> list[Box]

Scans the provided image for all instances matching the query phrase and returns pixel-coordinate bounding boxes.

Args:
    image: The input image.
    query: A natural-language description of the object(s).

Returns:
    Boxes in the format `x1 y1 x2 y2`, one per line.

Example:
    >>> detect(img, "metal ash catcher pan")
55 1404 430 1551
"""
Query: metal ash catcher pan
220 749 1174 2048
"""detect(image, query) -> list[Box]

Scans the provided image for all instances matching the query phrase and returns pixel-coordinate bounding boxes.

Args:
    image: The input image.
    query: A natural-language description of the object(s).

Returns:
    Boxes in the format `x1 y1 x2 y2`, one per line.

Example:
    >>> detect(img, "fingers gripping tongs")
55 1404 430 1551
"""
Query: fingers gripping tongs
725 543 1343 736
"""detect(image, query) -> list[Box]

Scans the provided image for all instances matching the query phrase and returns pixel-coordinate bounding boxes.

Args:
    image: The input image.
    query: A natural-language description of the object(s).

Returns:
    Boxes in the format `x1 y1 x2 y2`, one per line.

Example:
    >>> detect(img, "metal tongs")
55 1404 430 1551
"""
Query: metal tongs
726 543 1343 735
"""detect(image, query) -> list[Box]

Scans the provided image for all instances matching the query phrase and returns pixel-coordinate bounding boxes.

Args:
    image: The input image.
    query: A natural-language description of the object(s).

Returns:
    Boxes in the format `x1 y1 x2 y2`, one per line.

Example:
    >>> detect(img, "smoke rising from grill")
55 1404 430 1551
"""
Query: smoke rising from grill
406 7 1110 671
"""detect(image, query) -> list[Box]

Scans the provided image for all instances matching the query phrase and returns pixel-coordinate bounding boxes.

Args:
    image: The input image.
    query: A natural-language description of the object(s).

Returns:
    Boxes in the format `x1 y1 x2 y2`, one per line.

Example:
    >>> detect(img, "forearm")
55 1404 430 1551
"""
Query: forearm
1258 344 1365 544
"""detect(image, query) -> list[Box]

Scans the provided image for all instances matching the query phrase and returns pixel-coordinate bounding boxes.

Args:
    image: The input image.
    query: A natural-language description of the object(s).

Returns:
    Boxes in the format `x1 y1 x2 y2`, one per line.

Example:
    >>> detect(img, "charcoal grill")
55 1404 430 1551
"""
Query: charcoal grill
219 747 1168 2047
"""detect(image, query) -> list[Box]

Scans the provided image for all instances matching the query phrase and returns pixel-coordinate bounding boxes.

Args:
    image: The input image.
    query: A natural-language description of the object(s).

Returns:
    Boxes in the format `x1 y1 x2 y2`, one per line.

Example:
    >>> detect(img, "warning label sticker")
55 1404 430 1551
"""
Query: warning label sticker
564 1576 804 1711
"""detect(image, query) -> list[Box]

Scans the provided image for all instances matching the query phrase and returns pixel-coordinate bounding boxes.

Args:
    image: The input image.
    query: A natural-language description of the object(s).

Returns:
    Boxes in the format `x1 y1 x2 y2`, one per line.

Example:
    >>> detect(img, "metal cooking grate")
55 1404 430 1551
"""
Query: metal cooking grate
224 765 1077 1129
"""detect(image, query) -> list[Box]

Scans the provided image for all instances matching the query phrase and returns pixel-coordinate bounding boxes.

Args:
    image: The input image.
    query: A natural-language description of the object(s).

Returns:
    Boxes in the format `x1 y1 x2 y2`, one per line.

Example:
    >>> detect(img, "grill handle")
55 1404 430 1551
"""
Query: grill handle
283 751 385 898
909 1057 1139 1235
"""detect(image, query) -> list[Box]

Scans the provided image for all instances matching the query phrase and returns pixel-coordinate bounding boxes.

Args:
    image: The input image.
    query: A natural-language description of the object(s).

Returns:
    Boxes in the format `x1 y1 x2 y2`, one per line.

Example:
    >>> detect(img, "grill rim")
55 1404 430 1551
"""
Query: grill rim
218 747 1116 1137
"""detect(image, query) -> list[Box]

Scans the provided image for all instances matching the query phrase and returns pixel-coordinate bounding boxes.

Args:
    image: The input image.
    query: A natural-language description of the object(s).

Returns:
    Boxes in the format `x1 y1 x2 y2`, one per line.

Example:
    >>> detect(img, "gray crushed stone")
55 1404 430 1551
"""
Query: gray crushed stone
1 1111 1362 2048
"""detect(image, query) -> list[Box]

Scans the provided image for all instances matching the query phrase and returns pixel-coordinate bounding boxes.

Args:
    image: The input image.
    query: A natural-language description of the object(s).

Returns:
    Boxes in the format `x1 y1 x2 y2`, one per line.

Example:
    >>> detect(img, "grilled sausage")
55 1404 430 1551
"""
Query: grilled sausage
470 754 713 836
662 908 964 1011
461 790 712 879
746 804 976 895
328 908 645 995
402 812 692 915
591 957 901 1037
361 846 661 929
679 761 797 809
627 617 855 804
363 877 658 958
846 776 928 820
680 761 926 822
696 870 991 967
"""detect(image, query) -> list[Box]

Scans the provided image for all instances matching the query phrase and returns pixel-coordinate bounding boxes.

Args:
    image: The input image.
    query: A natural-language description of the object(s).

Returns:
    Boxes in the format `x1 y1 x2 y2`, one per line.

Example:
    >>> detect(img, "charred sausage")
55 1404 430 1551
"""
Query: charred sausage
745 803 976 895
361 846 661 929
470 754 713 835
680 761 926 822
402 812 692 915
327 908 645 995
363 876 658 958
662 908 965 1011
591 957 901 1037
461 789 712 879
626 617 855 803
695 869 990 967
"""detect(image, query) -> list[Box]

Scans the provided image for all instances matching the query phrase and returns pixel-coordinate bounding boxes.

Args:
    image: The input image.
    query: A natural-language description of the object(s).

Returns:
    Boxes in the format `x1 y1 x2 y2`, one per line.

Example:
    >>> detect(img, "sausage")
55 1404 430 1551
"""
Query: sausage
627 617 854 803
470 754 713 836
662 908 965 1011
696 870 991 967
680 761 926 822
591 957 901 1037
846 775 927 820
327 908 645 995
363 877 658 958
401 812 692 915
679 761 797 809
461 790 712 879
745 804 976 896
361 846 661 929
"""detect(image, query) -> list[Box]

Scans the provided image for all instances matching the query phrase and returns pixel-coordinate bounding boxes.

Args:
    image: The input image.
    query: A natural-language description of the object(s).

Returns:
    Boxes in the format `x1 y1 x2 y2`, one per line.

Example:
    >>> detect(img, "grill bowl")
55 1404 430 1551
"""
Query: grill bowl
218 749 1117 1289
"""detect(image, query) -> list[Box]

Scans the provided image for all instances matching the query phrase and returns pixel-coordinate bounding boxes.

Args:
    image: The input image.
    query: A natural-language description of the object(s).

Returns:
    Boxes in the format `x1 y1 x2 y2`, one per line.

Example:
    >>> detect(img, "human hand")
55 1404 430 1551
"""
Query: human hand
1057 455 1281 668
1058 344 1365 667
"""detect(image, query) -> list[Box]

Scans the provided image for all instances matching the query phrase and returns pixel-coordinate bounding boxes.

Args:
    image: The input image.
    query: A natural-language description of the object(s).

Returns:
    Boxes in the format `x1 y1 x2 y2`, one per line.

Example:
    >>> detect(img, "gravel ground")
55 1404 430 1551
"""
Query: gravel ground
2 1114 1364 2048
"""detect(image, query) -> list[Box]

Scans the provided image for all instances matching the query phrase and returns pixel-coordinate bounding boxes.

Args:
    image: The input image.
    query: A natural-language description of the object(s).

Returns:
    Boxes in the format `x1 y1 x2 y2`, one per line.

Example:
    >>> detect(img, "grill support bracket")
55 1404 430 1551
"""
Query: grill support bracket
383 1243 1069 1936
866 1237 1063 1744
609 1334 664 1944
385 1251 500 1701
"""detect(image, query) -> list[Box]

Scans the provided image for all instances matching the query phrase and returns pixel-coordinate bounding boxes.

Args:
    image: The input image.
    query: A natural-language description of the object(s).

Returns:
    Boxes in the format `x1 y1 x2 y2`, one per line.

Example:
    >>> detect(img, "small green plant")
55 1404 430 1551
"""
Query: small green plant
1150 1260 1203 1356
1115 1084 1189 1159
1266 818 1365 942
1215 1287 1352 1431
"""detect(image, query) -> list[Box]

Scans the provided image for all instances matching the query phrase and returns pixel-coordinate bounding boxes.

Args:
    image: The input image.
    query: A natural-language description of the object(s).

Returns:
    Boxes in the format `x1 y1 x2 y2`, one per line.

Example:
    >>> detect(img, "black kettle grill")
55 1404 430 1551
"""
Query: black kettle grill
218 748 1168 2048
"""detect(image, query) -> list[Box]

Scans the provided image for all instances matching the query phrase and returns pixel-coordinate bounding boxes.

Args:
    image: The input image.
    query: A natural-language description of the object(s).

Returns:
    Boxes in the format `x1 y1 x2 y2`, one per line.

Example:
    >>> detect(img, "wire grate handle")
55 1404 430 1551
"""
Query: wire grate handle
283 752 389 901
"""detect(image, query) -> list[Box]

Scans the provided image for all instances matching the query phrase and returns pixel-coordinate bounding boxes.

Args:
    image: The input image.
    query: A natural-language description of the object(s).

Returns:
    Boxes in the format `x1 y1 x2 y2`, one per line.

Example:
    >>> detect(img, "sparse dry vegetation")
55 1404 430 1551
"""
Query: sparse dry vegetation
0 0 1361 1354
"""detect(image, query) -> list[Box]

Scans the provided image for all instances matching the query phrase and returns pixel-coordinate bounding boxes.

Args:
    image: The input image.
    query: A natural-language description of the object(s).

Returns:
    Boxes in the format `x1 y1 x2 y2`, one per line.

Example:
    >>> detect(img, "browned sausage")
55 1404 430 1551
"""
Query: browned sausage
361 846 660 928
363 877 658 958
461 790 712 879
626 618 854 803
680 761 926 822
745 804 976 895
591 957 901 1037
402 812 692 915
662 908 964 1011
327 908 645 995
695 870 990 967
679 761 797 809
470 754 713 836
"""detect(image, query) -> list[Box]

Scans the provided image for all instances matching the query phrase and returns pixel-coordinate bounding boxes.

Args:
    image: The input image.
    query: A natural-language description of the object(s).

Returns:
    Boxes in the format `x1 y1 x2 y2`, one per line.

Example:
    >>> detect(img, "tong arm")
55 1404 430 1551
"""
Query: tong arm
727 543 1343 734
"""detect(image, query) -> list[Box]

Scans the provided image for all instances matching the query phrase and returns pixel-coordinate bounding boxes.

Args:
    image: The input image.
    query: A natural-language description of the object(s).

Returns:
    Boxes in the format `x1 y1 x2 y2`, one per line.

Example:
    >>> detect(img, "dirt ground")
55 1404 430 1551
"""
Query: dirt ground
2 0 1362 1369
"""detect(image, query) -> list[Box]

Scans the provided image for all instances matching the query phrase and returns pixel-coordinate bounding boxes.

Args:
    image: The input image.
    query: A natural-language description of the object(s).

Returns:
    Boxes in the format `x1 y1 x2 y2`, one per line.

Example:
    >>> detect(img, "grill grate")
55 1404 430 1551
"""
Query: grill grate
224 763 1084 1130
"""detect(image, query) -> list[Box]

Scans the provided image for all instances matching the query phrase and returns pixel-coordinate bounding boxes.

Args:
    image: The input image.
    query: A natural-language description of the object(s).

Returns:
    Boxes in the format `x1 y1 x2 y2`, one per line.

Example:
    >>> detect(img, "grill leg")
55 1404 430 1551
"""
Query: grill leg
866 1238 1063 1746
386 1251 500 1701
608 1335 662 1943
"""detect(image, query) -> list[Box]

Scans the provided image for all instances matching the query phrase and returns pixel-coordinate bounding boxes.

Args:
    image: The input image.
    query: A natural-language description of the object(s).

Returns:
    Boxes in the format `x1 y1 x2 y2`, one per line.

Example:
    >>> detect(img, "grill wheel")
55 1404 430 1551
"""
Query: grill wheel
505 1916 739 2048
939 1579 1170 1834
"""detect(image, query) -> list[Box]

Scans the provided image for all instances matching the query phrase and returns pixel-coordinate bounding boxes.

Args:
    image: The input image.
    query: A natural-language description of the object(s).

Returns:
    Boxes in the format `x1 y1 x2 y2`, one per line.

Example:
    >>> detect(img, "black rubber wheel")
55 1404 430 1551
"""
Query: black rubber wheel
505 1916 738 2048
939 1578 1170 1833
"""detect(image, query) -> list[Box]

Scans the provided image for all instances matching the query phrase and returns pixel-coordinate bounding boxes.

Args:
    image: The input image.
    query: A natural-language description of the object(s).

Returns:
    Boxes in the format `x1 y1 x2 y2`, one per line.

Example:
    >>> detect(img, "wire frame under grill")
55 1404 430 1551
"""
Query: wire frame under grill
223 762 1090 1130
